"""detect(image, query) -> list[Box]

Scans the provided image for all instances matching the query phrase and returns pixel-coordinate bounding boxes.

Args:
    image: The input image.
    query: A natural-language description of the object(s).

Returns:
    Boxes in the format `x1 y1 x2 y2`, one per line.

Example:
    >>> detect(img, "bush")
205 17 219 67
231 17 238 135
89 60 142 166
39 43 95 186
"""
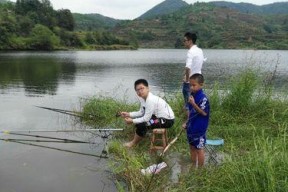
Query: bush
28 24 60 50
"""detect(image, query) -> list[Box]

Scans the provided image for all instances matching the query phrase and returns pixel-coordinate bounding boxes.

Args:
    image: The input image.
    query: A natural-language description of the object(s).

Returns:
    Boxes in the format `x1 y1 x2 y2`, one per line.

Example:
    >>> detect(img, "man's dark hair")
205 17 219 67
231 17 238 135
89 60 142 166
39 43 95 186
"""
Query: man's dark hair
184 32 197 44
190 73 204 84
134 79 149 90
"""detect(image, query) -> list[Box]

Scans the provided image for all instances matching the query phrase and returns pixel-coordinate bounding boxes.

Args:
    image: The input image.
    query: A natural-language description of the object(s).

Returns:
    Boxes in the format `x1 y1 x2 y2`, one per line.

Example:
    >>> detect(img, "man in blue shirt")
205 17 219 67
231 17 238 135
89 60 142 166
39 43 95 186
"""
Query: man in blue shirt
183 73 210 167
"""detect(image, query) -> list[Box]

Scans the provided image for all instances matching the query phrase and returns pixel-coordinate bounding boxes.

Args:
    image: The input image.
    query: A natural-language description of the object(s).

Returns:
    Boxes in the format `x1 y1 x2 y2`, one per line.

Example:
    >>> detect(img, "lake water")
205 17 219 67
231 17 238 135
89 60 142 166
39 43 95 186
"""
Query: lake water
0 49 287 192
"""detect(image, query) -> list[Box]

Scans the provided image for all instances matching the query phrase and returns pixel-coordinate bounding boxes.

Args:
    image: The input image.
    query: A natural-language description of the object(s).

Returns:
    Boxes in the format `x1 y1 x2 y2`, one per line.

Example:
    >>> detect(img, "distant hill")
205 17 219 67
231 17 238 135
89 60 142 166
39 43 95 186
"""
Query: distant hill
138 0 188 19
113 2 288 49
212 1 288 15
73 13 121 31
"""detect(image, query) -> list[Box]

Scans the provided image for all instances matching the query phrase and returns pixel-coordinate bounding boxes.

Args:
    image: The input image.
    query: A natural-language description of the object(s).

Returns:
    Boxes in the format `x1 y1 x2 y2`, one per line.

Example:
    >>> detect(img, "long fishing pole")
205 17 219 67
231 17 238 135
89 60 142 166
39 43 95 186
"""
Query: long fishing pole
35 106 101 119
35 106 83 118
0 138 91 143
1 132 95 144
1 139 108 158
0 129 123 144
0 129 123 133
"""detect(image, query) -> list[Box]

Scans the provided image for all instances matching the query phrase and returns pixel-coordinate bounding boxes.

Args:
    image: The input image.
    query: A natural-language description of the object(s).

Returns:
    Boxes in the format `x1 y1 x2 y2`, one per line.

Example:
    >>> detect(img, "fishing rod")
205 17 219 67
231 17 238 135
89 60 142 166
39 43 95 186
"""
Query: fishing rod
1 139 108 158
0 132 95 144
35 105 108 120
0 129 123 144
0 129 123 134
0 138 91 143
35 106 84 118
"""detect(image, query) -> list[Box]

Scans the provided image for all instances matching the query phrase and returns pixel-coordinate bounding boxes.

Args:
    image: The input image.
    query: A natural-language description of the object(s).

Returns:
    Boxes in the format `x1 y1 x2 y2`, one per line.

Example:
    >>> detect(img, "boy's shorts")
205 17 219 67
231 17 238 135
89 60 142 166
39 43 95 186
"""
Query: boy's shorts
187 134 206 149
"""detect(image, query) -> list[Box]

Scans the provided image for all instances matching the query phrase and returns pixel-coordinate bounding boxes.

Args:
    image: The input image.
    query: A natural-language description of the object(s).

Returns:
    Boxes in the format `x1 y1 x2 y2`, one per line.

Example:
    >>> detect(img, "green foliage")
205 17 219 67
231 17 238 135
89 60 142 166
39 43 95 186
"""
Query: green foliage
212 1 288 15
73 13 120 31
222 70 258 114
28 24 60 50
109 140 172 191
138 0 188 19
56 9 74 31
81 96 137 128
115 2 288 49
176 128 288 192
0 0 132 50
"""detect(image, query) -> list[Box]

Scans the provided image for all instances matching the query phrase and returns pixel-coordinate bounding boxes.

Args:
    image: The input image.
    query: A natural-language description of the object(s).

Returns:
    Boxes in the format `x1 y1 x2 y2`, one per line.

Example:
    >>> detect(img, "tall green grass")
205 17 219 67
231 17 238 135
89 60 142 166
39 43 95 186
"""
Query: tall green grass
80 69 288 192
176 126 288 192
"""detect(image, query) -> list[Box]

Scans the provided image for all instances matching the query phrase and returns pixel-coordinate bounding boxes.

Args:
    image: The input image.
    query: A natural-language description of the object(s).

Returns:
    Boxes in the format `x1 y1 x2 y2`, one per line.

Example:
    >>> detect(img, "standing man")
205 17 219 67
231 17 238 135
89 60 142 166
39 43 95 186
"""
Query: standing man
120 79 175 148
182 32 205 109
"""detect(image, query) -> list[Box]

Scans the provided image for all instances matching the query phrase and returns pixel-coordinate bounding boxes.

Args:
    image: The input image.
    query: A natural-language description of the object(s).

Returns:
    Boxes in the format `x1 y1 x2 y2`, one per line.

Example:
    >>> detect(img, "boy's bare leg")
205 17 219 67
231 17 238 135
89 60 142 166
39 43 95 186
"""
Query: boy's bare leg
197 148 205 167
124 133 143 148
190 145 198 167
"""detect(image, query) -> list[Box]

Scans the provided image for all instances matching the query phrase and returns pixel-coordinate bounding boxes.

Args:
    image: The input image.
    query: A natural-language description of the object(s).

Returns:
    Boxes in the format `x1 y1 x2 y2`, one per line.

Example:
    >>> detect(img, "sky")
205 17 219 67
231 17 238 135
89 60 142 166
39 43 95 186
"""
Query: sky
10 0 287 19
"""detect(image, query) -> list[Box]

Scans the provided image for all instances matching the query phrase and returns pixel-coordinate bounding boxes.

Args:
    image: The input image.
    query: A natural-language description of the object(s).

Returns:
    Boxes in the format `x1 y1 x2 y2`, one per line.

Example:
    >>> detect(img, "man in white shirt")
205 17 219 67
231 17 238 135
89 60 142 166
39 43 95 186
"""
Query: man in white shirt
120 79 175 148
183 32 205 109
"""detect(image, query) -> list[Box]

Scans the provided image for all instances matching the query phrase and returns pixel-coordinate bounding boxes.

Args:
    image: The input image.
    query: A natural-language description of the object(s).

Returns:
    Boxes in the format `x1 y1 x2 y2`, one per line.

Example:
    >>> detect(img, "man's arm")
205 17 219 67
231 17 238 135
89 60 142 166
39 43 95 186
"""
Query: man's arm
132 99 154 124
184 67 190 83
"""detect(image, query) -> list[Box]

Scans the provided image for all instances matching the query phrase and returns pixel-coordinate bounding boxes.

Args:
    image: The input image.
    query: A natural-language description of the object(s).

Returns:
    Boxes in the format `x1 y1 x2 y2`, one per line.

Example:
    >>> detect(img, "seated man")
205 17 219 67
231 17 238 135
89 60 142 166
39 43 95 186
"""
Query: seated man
120 79 175 148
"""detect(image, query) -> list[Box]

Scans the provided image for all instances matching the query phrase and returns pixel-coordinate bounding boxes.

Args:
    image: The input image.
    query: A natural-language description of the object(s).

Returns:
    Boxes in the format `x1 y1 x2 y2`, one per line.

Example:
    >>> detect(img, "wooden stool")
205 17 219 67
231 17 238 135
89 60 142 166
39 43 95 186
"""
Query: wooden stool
150 129 168 153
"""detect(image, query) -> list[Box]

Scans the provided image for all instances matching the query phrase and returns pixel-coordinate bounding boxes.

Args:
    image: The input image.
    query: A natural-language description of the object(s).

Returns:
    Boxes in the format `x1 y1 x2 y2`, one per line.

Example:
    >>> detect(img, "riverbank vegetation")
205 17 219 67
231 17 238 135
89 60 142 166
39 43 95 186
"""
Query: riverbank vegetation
80 69 288 191
0 0 137 50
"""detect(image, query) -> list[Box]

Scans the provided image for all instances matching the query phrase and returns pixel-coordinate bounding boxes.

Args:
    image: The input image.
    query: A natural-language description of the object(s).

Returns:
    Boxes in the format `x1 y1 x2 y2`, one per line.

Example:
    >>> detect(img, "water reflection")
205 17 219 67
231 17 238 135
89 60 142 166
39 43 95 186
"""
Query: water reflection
0 56 76 95
0 49 287 98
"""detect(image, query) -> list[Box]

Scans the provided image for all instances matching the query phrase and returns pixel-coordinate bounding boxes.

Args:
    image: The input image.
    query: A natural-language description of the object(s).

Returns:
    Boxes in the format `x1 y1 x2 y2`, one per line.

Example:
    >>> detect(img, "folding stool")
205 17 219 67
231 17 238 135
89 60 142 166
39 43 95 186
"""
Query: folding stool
205 139 224 165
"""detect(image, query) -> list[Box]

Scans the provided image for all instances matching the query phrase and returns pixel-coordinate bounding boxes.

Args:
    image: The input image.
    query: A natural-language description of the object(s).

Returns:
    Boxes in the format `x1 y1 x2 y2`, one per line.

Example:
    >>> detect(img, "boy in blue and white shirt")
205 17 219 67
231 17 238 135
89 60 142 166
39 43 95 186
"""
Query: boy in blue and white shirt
183 73 210 167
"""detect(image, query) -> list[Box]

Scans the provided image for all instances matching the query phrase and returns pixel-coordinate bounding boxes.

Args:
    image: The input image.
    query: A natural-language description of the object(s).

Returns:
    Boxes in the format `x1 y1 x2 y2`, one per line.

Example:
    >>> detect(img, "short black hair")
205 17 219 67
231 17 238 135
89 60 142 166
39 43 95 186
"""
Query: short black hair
134 79 148 90
190 73 204 84
184 32 197 44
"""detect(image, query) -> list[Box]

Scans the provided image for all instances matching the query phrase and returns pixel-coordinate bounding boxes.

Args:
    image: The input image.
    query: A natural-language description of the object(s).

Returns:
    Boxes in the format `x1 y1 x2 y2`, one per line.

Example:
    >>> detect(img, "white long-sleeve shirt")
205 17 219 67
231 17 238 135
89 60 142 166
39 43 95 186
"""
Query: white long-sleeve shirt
185 45 205 77
129 92 175 124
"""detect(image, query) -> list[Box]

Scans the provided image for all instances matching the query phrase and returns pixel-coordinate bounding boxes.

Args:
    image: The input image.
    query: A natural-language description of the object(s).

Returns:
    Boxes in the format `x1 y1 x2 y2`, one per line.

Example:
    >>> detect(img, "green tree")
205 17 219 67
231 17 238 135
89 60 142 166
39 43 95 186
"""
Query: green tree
85 32 97 44
0 12 17 48
17 15 34 36
56 9 74 31
28 24 60 50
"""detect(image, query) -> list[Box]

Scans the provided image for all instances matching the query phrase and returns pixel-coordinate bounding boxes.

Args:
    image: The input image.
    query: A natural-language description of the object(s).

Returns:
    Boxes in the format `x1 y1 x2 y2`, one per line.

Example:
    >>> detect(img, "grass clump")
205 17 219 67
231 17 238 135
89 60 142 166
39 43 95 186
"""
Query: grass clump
80 96 137 127
109 141 171 192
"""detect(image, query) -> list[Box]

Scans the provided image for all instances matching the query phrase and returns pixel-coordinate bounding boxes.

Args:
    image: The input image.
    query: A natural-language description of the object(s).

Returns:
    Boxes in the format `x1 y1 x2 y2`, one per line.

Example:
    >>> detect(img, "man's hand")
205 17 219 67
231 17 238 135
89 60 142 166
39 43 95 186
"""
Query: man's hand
120 112 130 118
124 117 133 124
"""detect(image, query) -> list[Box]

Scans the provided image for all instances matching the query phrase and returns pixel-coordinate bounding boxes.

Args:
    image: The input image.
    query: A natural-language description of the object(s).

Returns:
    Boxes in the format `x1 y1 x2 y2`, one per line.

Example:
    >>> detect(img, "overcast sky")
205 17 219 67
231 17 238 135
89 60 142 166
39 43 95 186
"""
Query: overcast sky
11 0 287 19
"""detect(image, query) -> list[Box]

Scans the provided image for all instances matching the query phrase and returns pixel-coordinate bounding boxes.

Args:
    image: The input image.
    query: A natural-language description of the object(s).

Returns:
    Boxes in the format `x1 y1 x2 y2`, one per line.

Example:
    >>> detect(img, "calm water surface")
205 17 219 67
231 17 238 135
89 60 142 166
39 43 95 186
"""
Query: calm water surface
0 49 287 192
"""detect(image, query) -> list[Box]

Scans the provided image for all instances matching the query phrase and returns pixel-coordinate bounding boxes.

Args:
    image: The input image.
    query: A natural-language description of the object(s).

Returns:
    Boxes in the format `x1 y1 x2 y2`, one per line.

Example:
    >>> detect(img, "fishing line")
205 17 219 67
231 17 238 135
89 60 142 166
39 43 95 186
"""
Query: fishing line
1 132 96 144
0 138 92 143
35 105 100 119
1 139 108 158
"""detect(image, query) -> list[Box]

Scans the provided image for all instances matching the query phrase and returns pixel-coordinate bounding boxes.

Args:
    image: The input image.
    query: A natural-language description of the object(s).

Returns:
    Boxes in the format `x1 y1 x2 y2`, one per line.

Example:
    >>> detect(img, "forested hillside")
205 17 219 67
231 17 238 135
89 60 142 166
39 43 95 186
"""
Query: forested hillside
138 0 188 19
73 13 121 31
114 2 288 49
0 0 135 50
1 0 287 50
212 1 288 15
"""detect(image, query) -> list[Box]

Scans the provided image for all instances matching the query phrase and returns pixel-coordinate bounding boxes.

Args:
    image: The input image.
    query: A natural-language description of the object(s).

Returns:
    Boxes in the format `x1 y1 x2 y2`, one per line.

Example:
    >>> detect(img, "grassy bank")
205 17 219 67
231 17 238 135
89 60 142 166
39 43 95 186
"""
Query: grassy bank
80 70 288 192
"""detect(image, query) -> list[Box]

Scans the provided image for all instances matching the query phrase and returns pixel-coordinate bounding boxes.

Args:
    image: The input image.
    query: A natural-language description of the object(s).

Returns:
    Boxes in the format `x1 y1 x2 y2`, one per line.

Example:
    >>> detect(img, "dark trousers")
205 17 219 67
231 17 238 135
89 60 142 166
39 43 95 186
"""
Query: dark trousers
135 116 174 137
